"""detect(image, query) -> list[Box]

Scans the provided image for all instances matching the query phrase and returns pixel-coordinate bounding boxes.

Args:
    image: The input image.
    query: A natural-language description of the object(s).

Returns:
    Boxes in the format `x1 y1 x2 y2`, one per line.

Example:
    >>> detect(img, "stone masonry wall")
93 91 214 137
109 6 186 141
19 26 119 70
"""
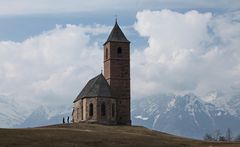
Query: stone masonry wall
104 41 131 124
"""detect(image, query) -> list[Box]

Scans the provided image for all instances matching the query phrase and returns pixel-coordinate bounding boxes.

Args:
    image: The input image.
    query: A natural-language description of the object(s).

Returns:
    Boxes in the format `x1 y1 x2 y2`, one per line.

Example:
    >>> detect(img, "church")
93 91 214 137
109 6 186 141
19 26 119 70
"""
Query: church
72 20 131 125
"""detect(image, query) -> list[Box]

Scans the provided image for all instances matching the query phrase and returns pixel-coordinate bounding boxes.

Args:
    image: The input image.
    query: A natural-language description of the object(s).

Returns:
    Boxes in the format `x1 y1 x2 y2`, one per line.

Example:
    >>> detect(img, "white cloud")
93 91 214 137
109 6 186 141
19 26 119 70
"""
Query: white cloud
0 24 109 107
132 9 240 98
0 9 240 109
0 0 239 15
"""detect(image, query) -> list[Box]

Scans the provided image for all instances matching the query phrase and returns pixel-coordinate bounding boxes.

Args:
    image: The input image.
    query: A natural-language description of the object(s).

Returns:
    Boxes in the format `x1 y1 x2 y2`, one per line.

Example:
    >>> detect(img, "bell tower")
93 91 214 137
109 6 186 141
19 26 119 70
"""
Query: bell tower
103 20 131 125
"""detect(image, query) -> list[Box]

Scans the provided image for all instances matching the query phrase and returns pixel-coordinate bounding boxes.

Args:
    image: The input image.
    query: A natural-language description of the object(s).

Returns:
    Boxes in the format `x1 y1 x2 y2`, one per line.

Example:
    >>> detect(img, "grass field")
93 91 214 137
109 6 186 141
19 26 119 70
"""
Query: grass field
0 123 239 147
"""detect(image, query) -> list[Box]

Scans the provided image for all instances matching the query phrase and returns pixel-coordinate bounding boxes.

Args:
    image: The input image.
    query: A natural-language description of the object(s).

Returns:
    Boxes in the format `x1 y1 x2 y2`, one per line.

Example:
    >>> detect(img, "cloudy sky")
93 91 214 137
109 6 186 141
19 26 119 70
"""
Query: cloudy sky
0 0 240 107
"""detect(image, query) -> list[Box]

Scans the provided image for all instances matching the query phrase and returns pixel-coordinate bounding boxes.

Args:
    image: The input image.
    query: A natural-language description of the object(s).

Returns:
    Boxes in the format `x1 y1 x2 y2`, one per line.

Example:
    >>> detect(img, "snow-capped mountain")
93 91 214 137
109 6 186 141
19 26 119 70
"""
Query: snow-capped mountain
0 95 72 128
1 92 239 140
16 105 72 128
0 95 28 128
0 94 72 128
132 93 240 139
227 94 240 117
203 91 225 102
207 91 240 118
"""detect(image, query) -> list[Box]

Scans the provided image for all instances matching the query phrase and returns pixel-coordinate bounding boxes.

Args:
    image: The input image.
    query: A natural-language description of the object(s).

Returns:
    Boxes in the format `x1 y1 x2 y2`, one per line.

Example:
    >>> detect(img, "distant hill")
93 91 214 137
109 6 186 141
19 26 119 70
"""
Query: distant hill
0 123 239 147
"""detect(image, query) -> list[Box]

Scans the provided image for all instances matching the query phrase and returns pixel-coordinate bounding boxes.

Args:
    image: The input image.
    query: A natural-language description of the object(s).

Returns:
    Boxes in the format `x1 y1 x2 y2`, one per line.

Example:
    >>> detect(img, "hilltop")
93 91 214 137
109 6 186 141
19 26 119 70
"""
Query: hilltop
0 123 239 147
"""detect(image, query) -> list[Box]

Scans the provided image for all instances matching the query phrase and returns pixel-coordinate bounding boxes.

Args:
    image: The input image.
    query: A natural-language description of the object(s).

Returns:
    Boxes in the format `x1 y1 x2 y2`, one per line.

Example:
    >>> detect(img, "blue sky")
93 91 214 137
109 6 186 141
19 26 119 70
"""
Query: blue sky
0 0 238 41
0 0 240 107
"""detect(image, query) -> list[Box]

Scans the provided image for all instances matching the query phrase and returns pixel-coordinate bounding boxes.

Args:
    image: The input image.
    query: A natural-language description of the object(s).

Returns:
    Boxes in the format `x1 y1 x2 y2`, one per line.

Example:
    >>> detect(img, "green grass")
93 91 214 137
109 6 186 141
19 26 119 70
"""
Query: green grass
0 123 239 147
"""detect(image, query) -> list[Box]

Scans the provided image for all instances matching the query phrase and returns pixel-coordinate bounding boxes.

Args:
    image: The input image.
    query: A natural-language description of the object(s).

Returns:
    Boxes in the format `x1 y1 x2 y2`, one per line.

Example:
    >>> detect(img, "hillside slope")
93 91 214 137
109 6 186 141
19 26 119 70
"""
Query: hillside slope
0 123 239 147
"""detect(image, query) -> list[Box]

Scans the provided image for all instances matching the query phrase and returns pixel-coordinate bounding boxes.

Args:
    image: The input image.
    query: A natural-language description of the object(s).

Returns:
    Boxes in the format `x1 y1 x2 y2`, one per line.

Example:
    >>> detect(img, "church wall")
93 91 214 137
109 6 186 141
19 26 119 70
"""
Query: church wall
104 41 131 125
116 99 131 124
73 97 117 124
82 98 86 121
84 98 98 122
97 97 116 123
109 42 130 59
104 42 130 86
104 43 111 79
73 100 82 122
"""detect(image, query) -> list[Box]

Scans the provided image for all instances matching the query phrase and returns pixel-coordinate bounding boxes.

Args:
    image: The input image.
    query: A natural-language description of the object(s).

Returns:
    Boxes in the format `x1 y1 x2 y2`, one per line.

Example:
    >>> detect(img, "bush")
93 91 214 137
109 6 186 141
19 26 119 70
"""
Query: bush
204 133 214 141
235 134 240 141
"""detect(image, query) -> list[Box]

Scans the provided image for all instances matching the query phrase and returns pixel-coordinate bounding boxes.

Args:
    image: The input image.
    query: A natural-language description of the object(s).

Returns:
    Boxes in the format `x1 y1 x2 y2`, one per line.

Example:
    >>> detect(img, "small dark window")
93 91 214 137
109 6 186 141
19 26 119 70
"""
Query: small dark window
117 47 122 55
101 103 106 116
81 105 83 120
89 103 93 116
106 48 108 59
77 108 79 119
112 103 115 117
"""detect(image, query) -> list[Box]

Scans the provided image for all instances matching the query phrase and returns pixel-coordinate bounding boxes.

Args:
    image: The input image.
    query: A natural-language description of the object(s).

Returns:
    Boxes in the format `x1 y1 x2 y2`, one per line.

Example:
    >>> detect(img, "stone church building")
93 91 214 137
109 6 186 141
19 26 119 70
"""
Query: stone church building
72 20 131 125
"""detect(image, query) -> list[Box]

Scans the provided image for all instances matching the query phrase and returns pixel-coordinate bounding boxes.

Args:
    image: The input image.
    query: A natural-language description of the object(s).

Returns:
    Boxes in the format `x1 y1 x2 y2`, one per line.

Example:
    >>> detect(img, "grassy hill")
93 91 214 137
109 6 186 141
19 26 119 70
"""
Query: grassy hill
0 123 239 147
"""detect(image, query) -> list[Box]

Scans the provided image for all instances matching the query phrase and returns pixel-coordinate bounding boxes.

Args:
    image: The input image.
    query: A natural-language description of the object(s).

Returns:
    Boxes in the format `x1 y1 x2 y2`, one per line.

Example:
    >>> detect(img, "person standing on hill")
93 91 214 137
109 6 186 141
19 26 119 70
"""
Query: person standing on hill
67 116 70 123
63 117 65 124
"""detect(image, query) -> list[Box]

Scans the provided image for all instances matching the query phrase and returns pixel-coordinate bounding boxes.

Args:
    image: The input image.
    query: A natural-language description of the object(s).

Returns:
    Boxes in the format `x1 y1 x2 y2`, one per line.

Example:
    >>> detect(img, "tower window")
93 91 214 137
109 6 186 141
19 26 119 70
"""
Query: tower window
101 103 106 116
106 48 108 59
89 103 93 117
112 103 115 117
117 47 122 55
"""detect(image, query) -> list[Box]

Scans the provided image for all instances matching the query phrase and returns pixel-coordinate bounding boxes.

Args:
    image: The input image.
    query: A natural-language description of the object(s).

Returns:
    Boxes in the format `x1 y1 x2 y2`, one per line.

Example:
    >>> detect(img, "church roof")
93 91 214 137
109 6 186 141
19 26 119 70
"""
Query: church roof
73 73 112 102
104 20 130 45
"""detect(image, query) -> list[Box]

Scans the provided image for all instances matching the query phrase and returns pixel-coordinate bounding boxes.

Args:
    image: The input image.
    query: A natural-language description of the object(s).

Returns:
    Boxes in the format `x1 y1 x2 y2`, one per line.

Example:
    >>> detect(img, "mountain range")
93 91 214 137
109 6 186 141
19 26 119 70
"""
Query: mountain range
0 93 239 139
132 93 240 139
0 95 27 128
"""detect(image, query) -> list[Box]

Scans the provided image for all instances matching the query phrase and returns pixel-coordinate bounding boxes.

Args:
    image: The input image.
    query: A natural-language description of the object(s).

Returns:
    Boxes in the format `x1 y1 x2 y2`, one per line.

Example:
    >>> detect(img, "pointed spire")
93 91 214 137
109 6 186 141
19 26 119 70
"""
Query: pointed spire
104 18 130 45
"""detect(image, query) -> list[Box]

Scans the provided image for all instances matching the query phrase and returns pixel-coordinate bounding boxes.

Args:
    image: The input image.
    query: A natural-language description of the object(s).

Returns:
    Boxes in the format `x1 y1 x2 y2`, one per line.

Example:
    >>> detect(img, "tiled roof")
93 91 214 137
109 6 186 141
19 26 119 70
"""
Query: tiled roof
73 74 112 102
104 21 130 44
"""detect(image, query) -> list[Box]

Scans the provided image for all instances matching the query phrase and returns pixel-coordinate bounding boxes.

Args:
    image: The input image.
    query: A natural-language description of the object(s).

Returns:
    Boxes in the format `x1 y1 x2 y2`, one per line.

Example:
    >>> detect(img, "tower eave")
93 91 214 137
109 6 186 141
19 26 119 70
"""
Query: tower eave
103 40 130 46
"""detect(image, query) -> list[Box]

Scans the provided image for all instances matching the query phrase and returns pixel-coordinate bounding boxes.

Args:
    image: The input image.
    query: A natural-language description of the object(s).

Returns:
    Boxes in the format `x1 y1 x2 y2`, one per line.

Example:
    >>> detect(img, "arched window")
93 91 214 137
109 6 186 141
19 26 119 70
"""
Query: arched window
89 103 93 117
101 103 106 116
112 103 115 117
117 47 122 55
106 48 108 59
77 108 79 119
81 105 83 120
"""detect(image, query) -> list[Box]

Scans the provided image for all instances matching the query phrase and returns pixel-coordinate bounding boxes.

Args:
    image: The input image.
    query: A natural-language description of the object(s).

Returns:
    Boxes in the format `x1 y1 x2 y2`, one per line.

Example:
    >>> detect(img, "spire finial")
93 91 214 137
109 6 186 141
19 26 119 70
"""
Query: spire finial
115 14 118 24
101 67 103 74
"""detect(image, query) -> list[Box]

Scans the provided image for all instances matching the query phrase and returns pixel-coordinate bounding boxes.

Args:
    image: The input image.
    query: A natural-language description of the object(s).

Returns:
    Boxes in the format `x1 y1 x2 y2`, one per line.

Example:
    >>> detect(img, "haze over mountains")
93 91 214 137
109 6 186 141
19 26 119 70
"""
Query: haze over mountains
1 92 239 139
